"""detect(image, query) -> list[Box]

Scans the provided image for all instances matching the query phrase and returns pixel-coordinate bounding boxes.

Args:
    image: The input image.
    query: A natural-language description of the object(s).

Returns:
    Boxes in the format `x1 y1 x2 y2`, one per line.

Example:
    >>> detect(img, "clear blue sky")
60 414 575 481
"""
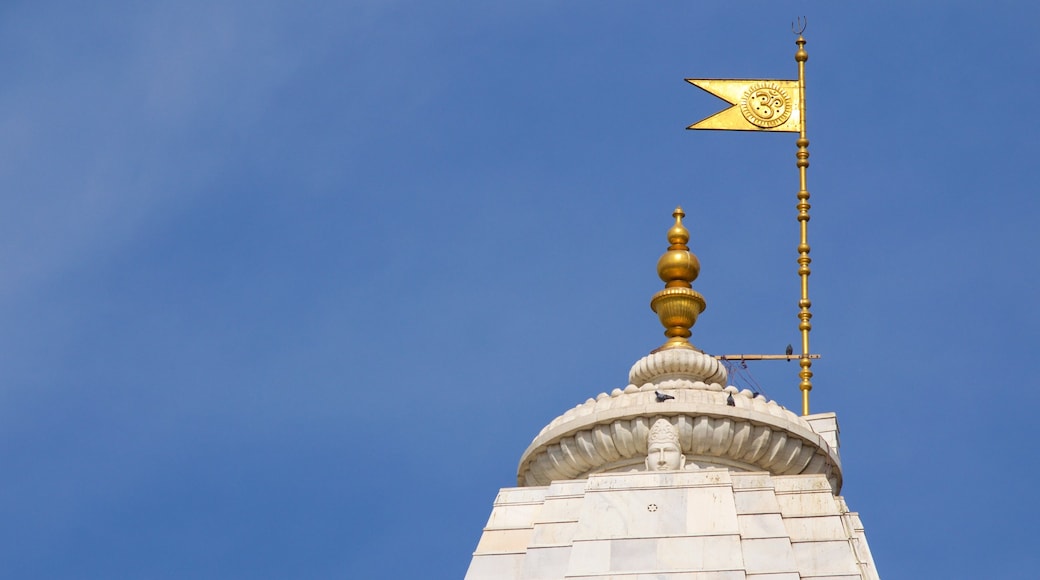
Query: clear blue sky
0 2 1037 579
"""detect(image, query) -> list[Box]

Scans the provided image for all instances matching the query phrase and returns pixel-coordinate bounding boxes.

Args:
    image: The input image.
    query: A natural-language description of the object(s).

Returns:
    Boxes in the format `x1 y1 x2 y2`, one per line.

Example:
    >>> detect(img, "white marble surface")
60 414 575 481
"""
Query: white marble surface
791 540 862 577
740 537 798 575
466 554 525 580
805 412 840 453
737 513 789 539
466 470 880 579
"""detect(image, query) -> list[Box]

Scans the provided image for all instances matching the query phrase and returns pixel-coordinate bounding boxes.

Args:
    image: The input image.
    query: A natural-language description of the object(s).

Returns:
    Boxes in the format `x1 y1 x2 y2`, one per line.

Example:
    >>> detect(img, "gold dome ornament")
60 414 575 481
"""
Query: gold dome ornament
650 207 706 352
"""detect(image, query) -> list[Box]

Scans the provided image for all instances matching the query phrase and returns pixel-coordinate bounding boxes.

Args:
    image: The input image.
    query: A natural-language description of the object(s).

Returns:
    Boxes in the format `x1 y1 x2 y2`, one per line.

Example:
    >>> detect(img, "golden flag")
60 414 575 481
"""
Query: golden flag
686 79 801 132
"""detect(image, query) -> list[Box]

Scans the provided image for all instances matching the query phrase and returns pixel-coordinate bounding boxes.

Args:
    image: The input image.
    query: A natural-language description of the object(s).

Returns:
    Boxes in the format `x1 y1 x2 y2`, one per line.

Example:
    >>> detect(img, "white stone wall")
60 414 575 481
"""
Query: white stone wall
466 470 879 580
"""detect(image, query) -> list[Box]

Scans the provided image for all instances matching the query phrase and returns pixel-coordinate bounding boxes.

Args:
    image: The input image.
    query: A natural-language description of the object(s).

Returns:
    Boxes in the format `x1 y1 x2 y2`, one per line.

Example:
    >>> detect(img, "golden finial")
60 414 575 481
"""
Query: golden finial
650 207 706 351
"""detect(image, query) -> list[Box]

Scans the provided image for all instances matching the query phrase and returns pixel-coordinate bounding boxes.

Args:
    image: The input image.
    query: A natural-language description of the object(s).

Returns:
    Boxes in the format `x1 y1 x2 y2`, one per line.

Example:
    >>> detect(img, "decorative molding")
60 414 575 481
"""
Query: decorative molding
518 385 842 493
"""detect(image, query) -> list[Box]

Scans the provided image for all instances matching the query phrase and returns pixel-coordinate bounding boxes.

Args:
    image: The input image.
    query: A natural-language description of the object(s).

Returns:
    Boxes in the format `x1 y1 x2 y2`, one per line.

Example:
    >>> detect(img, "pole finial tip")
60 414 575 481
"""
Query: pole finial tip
791 16 807 36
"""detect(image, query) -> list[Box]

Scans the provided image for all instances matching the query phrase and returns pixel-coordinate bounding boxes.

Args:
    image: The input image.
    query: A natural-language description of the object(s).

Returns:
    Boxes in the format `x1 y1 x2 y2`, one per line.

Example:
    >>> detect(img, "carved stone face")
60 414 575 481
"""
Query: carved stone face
645 441 686 471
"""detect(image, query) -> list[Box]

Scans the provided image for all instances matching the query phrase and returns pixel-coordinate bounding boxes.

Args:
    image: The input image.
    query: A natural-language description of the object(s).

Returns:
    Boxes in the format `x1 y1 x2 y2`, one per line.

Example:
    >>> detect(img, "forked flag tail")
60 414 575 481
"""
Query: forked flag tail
684 79 802 132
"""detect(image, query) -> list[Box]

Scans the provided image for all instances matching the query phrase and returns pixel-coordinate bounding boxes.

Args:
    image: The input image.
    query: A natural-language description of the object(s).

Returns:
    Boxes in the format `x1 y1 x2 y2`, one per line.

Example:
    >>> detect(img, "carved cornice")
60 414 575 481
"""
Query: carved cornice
517 384 842 493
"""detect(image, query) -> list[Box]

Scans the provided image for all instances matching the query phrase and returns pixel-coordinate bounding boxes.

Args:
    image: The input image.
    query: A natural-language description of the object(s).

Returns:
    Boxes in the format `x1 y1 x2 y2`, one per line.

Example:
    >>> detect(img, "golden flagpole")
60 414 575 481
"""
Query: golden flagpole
793 24 814 416
685 19 817 416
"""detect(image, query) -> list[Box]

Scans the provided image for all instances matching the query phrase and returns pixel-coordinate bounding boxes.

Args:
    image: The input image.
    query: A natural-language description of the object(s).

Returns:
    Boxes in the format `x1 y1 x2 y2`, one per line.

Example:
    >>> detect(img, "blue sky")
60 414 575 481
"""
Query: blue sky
0 2 1037 578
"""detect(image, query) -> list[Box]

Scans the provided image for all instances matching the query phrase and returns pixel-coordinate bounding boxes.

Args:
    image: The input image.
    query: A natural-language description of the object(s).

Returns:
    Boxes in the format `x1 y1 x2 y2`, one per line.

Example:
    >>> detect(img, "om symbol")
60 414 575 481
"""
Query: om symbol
739 83 792 128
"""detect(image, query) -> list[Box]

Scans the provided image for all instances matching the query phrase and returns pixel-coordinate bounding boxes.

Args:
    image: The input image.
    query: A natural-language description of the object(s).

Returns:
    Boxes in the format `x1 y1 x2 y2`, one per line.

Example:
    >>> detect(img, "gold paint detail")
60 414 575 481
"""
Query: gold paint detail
739 82 792 128
650 207 706 352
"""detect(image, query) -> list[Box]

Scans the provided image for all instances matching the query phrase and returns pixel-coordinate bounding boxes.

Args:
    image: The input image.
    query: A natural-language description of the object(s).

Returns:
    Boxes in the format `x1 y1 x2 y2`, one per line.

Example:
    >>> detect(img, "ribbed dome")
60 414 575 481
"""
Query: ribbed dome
628 348 728 387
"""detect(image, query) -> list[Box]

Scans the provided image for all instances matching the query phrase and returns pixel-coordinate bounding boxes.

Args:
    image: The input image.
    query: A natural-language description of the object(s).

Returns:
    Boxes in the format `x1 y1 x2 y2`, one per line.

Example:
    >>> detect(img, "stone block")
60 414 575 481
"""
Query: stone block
474 528 534 554
487 503 543 529
731 471 775 490
573 487 689 540
803 412 840 453
791 540 860 576
495 487 549 505
529 521 577 547
566 539 611 576
545 479 589 496
656 534 744 571
773 474 833 493
518 546 570 580
784 515 849 542
734 489 781 515
535 497 584 524
685 486 740 535
464 553 525 580
845 511 864 531
608 537 660 572
775 491 840 517
740 537 797 574
737 513 788 539
585 469 731 492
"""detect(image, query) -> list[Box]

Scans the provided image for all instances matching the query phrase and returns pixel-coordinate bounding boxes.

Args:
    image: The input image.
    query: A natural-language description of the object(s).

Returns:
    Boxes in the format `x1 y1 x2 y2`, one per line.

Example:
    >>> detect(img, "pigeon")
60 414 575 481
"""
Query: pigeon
786 343 793 361
655 390 675 402
726 393 736 407
752 392 761 399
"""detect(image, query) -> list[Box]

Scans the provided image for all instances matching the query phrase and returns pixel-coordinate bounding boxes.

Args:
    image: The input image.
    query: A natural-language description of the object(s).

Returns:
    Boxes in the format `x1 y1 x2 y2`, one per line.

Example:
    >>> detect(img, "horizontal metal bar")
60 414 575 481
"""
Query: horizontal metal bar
713 354 821 361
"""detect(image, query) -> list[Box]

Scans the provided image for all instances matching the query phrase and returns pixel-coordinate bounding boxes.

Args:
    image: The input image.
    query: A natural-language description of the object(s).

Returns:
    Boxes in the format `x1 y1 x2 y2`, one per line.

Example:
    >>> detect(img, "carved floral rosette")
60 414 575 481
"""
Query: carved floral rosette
517 384 843 494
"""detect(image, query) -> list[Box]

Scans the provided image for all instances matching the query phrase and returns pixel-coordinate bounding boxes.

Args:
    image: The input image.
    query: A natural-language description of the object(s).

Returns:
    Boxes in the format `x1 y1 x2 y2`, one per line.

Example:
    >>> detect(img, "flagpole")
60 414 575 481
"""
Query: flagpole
793 30 813 416
683 23 818 415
